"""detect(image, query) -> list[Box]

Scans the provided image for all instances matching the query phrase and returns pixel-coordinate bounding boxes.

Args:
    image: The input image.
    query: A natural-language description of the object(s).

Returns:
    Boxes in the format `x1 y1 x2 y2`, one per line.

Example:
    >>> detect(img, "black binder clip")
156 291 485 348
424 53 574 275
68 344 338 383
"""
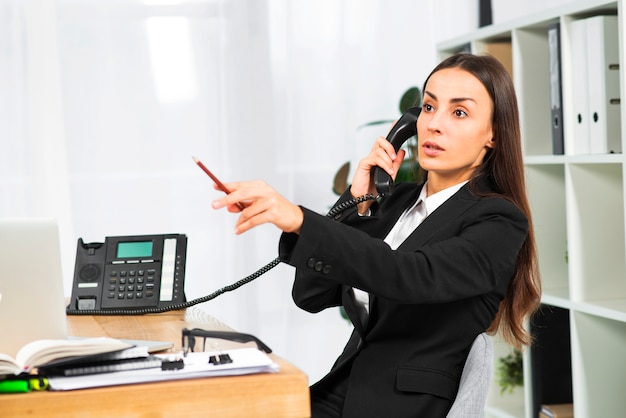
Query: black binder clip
161 357 185 371
208 353 233 366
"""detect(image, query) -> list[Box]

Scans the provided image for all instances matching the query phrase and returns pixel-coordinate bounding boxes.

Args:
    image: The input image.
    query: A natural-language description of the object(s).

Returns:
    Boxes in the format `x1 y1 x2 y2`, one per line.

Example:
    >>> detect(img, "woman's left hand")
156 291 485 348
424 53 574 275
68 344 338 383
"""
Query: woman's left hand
211 180 304 235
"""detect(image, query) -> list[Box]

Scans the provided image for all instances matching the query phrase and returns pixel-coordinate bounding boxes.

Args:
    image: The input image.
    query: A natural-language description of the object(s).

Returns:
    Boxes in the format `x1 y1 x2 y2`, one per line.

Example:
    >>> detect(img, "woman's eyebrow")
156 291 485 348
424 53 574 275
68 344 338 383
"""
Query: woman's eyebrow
450 97 476 104
424 90 476 104
424 90 437 100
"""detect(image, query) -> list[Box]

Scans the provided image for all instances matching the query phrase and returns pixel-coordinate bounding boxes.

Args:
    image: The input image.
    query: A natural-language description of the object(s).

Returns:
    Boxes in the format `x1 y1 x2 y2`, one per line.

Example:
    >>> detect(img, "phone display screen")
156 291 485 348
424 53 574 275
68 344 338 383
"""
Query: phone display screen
116 241 153 258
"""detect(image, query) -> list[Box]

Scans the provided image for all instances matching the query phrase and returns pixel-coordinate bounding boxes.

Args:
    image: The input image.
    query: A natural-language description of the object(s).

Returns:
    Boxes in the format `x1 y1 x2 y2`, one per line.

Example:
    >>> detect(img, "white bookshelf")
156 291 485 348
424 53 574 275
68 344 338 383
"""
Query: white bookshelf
438 1 625 417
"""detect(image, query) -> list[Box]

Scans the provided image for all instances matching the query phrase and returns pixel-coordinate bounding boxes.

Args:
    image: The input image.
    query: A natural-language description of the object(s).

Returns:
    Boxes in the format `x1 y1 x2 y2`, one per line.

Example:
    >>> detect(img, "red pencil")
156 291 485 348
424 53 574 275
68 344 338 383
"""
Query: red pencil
193 156 244 210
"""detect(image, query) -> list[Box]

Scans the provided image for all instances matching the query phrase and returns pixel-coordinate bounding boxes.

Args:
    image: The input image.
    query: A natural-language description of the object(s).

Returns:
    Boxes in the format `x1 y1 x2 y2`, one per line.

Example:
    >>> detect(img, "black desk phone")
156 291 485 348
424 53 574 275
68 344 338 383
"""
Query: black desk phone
67 234 187 314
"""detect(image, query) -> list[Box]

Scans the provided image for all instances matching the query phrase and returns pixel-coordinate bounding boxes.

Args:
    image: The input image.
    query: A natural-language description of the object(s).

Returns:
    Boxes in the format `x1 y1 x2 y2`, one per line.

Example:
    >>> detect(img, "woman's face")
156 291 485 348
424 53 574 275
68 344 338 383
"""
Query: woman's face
417 67 494 190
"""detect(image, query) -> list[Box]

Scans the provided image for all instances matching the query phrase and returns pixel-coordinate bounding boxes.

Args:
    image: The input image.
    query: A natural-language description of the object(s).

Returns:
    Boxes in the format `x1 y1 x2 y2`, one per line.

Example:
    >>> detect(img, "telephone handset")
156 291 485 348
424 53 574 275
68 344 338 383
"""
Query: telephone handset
373 106 421 195
66 234 188 315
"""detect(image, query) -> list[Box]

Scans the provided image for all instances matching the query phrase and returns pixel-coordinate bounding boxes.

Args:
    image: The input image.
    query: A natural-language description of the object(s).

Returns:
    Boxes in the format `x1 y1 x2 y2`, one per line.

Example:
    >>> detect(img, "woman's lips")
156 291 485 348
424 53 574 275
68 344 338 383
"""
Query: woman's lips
422 141 444 157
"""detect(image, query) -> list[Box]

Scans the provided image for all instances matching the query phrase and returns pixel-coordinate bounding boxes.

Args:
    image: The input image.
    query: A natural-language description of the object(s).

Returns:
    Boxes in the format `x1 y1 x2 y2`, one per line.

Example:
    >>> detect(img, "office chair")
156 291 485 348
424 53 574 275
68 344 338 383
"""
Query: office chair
446 333 494 418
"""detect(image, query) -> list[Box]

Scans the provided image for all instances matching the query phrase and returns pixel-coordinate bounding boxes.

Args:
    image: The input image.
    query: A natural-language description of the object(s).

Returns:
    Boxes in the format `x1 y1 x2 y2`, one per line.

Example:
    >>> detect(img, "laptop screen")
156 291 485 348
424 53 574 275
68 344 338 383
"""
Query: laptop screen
0 218 67 358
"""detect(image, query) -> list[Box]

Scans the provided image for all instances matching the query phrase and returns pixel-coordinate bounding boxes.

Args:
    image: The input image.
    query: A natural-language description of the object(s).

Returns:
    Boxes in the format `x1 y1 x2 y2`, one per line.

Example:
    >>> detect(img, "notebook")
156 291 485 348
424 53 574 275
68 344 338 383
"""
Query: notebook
0 218 68 358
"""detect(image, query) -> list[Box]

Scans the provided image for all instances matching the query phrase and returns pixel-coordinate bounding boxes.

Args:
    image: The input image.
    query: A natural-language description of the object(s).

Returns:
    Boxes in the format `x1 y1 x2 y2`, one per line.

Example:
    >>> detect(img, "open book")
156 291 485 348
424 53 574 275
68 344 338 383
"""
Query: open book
0 337 133 376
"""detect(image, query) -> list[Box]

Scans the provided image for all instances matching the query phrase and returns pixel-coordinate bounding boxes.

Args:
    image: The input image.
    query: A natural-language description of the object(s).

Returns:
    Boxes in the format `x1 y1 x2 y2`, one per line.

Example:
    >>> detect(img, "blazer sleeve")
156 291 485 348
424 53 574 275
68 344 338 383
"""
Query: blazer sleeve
280 187 528 311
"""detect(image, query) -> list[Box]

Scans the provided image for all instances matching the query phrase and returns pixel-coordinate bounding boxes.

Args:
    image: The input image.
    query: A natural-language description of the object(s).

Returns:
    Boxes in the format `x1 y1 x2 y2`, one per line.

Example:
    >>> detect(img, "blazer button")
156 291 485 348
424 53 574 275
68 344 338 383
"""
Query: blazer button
314 261 324 272
307 258 316 269
322 265 331 274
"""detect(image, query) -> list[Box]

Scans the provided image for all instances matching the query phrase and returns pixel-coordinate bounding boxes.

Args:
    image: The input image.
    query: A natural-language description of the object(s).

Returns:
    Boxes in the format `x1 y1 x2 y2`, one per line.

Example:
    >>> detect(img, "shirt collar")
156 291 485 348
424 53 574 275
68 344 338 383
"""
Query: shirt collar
419 180 469 216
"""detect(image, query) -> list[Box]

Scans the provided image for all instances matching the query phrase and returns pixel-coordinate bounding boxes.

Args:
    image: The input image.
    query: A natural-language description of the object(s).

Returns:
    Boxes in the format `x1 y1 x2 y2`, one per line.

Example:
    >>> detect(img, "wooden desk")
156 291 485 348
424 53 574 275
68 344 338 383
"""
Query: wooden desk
1 308 310 417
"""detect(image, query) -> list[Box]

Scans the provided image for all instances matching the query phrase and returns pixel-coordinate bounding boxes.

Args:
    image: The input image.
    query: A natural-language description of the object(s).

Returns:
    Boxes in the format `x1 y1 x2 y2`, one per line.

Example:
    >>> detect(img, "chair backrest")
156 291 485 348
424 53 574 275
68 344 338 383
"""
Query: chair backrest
446 333 494 418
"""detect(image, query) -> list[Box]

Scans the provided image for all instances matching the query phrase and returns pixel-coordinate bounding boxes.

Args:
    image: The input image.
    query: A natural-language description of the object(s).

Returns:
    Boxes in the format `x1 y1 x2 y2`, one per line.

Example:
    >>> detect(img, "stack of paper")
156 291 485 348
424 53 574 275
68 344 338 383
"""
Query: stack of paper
46 347 279 391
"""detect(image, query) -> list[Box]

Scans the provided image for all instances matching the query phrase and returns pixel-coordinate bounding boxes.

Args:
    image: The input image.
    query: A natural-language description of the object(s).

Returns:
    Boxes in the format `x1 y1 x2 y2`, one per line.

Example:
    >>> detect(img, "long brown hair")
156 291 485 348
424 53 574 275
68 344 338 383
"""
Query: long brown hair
423 53 542 349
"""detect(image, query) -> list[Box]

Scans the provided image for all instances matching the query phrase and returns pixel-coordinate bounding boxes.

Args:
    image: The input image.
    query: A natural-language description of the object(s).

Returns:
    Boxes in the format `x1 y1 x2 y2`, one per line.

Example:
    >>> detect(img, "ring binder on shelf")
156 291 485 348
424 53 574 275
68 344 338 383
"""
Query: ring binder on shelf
548 23 564 155
569 15 621 155
570 18 590 155
586 15 621 154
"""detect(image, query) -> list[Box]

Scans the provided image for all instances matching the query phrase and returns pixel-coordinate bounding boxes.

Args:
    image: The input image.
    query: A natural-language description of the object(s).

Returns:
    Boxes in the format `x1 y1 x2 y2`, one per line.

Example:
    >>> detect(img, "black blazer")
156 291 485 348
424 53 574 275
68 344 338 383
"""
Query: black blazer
278 180 528 417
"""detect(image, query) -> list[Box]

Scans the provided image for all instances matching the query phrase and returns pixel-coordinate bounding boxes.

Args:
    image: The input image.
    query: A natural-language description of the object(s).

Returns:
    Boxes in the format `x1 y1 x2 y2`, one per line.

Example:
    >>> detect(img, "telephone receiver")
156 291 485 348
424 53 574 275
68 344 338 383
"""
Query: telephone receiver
373 106 421 195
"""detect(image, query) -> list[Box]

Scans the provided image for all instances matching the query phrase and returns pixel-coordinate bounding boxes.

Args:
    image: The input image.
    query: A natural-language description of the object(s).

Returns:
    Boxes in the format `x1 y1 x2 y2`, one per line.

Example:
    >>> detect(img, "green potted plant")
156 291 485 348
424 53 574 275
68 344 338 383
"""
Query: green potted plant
496 348 524 394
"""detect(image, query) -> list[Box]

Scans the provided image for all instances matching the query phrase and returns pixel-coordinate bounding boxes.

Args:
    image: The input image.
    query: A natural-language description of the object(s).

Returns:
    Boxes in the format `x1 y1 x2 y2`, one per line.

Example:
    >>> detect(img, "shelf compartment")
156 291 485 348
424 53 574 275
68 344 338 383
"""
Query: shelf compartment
560 10 622 157
570 311 626 416
525 164 569 298
512 26 552 157
472 37 513 78
530 304 573 416
565 162 626 302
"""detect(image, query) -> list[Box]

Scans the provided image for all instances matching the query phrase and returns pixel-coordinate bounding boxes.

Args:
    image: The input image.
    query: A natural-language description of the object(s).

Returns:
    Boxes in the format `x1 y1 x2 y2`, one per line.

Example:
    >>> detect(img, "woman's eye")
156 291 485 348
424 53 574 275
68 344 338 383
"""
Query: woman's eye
423 104 434 112
454 109 468 118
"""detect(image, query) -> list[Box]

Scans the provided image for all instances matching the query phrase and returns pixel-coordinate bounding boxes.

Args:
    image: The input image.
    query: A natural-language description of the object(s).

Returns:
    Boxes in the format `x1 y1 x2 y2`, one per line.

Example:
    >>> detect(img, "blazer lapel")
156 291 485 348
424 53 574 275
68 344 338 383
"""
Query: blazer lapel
397 185 480 250
375 184 424 239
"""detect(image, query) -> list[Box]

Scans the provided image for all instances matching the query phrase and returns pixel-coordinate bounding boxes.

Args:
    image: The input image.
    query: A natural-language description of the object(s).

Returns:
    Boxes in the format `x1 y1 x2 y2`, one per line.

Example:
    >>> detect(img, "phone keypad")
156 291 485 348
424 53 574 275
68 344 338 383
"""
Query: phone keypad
103 265 159 307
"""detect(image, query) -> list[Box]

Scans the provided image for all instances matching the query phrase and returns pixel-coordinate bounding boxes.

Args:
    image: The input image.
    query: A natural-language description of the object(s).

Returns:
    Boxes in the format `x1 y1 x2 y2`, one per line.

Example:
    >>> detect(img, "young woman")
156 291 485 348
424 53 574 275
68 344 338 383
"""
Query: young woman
212 53 541 418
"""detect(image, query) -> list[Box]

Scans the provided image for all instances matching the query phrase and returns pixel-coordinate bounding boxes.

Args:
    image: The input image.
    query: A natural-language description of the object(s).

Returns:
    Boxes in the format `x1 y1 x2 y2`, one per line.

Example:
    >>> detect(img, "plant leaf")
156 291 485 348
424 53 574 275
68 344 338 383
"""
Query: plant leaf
399 86 422 114
333 161 350 195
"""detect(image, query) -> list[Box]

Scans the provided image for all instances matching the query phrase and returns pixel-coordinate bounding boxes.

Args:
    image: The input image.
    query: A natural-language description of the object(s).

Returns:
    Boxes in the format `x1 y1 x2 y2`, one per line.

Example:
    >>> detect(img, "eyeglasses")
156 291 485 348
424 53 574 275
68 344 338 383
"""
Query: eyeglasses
181 328 272 357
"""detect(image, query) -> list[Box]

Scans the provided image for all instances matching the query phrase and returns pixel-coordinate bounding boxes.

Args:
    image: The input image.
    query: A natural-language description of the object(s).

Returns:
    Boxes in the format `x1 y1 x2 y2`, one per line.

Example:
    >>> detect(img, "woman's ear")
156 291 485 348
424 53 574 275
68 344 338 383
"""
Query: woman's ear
485 137 495 149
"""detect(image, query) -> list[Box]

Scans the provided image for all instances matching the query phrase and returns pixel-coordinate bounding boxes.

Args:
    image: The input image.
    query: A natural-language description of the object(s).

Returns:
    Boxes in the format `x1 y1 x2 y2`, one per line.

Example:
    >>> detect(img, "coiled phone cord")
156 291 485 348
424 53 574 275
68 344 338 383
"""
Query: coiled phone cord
66 193 380 316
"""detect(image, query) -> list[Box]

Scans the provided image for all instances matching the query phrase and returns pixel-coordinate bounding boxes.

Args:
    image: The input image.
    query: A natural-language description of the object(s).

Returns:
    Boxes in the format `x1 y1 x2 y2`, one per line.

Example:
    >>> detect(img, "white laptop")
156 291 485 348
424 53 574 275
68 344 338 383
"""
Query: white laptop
0 218 174 358
0 218 68 358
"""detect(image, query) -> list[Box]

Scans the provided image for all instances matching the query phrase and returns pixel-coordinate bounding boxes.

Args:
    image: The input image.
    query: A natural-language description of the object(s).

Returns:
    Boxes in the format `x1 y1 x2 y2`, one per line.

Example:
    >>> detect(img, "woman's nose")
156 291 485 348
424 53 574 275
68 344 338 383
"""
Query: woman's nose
424 111 442 134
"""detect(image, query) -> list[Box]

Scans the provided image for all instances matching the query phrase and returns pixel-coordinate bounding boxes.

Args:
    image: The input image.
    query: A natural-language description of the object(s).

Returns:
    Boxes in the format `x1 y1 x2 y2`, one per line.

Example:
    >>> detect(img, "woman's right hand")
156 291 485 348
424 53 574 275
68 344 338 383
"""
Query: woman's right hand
211 180 304 235
350 136 405 214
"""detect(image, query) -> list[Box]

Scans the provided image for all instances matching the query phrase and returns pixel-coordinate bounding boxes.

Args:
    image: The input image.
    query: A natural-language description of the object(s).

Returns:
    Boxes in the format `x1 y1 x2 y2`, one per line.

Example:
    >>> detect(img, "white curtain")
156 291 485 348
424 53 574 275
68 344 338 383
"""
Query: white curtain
0 0 477 383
